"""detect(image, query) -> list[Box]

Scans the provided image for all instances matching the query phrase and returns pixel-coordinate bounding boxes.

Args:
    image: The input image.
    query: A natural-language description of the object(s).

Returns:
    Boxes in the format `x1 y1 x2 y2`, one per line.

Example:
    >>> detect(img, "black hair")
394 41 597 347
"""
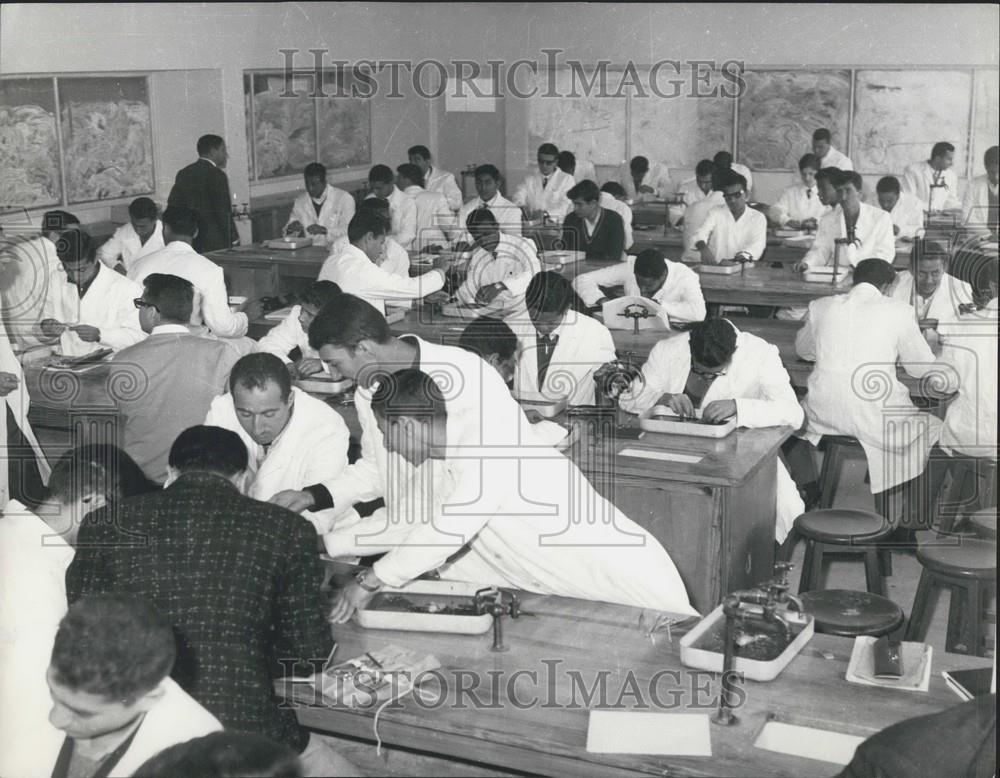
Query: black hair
634 248 668 279
717 170 747 192
197 134 225 156
466 207 499 230
168 425 249 477
694 159 715 177
55 227 96 265
474 164 500 181
837 170 863 191
713 151 733 168
600 181 626 198
689 318 738 368
852 258 896 289
815 167 840 185
303 162 327 181
876 176 901 195
985 145 999 166
557 150 576 175
42 210 81 232
537 143 559 158
161 205 198 237
299 280 342 309
396 163 425 188
370 368 447 419
525 271 589 318
368 164 394 185
348 210 387 243
408 145 431 160
812 128 832 143
308 293 391 352
142 273 194 323
47 443 156 506
798 153 820 172
128 197 158 221
134 732 301 778
566 179 600 203
930 141 955 160
458 316 517 361
630 156 649 175
229 352 292 401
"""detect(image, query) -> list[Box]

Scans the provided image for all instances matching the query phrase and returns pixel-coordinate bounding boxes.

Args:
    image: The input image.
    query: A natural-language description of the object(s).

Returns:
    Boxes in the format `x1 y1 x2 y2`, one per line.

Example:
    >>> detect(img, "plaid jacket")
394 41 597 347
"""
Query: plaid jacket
66 472 332 752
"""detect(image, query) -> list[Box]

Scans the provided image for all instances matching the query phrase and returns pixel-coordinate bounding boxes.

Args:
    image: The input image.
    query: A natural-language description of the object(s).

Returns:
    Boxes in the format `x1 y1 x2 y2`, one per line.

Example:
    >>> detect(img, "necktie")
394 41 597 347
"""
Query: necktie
537 333 558 386
806 188 812 200
542 176 549 189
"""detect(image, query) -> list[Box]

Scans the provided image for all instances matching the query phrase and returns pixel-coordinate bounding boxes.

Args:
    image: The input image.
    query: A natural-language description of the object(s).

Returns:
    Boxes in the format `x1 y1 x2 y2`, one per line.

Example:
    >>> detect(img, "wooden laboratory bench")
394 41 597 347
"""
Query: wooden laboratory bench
279 561 990 778
207 243 331 303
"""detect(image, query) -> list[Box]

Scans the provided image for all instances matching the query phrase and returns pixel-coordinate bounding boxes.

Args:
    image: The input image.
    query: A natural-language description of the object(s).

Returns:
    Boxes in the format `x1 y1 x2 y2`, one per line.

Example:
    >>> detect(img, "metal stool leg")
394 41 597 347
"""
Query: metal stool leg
818 444 845 510
863 547 886 597
905 569 936 642
798 539 816 594
945 582 971 654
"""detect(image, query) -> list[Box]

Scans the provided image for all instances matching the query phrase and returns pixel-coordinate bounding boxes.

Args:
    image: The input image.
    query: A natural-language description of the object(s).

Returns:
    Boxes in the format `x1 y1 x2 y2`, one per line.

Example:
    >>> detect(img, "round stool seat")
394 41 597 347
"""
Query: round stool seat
794 509 890 544
917 538 998 580
969 510 997 540
800 590 904 637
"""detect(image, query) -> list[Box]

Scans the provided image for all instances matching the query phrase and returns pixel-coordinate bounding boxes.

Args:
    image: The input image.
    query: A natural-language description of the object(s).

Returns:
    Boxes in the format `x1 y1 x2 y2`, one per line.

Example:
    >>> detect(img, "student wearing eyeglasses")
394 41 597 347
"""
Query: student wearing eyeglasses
512 143 576 223
688 171 767 265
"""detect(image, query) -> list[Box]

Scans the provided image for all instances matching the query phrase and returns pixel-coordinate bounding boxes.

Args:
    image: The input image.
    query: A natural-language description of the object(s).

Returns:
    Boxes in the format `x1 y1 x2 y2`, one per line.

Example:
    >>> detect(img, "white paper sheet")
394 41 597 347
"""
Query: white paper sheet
586 711 712 756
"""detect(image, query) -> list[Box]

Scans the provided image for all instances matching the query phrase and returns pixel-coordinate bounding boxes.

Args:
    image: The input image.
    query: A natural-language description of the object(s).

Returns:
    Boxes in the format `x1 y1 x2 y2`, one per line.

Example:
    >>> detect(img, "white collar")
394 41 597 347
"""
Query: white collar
403 185 423 196
199 156 217 168
165 239 195 251
150 324 192 336
310 185 329 205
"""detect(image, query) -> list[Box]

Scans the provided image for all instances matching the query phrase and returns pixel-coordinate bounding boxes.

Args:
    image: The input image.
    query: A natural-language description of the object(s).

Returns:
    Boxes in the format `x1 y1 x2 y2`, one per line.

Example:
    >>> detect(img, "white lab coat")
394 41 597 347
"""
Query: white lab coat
130 241 249 338
935 298 998 459
318 244 443 316
796 283 941 493
284 184 355 247
888 271 974 325
456 192 523 244
512 169 575 222
730 162 754 194
816 146 853 171
689 204 768 261
769 184 828 226
599 192 633 250
801 203 895 270
328 234 410 279
676 177 711 207
256 304 318 364
903 161 961 212
42 261 145 356
618 326 805 542
402 185 452 251
1 235 62 349
621 161 672 202
510 311 617 406
96 220 165 273
573 255 706 325
456 233 540 305
205 387 349 533
961 174 998 231
573 158 598 184
886 191 926 240
365 187 417 249
424 165 463 211
680 191 725 261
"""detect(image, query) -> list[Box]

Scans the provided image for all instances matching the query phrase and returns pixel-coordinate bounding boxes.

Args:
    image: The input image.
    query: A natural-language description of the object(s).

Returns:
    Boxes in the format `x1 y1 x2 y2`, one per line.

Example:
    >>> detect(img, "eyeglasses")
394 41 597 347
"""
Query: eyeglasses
690 364 727 379
133 298 157 311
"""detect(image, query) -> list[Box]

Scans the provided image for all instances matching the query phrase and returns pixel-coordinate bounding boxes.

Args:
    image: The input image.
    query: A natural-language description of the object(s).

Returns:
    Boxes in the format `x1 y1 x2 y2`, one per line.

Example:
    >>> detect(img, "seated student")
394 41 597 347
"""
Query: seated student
283 162 354 247
680 171 726 260
396 162 451 251
674 159 716 220
511 271 616 406
573 247 706 327
812 127 853 171
876 175 926 240
962 144 999 235
769 153 828 229
512 142 575 223
408 144 462 211
319 211 445 315
559 149 598 185
620 318 804 540
795 170 895 272
904 141 962 212
205 353 349 533
888 240 974 326
713 151 753 195
257 280 341 378
326 197 410 278
67 426 351 777
135 731 302 778
365 163 417 248
46 594 222 778
111 274 240 484
622 155 672 202
689 171 767 264
0 212 66 349
598 181 634 251
456 208 540 305
130 206 262 340
38 228 145 357
560 179 626 261
97 197 164 274
454 163 522 246
326 368 698 620
793 259 940 538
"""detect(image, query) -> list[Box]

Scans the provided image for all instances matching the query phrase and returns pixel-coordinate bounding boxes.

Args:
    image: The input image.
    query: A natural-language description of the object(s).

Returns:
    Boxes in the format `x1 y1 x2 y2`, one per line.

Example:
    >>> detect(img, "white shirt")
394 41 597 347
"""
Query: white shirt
285 184 355 247
42 261 145 356
424 165 463 211
1 235 62 349
888 270 974 325
511 168 575 222
961 174 998 231
730 162 754 194
573 158 598 184
885 191 926 240
816 146 853 171
402 185 452 251
676 177 712 207
573 255 706 325
621 161 672 202
365 187 417 248
456 192 523 244
801 203 895 270
903 161 961 211
318 243 443 315
770 183 828 226
599 192 633 250
131 241 248 338
457 233 540 305
96 220 165 273
329 234 410 278
257 304 318 364
0 501 74 778
689 204 768 261
680 191 725 260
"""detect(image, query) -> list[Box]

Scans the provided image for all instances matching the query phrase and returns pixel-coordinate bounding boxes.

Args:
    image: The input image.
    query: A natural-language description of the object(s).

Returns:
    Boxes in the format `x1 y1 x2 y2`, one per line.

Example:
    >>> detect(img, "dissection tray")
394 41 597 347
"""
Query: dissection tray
355 579 494 635
637 405 736 438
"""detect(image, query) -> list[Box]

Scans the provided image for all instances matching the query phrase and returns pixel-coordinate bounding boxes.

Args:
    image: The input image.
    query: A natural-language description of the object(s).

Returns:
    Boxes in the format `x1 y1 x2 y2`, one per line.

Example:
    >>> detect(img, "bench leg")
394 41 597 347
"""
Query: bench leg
864 548 886 597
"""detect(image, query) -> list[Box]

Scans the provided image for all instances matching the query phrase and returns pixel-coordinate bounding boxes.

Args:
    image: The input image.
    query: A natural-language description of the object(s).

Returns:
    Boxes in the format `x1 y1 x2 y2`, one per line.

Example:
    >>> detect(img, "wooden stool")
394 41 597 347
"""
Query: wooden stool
970 510 997 540
818 436 866 509
939 459 998 535
904 538 997 656
800 590 904 637
795 509 893 597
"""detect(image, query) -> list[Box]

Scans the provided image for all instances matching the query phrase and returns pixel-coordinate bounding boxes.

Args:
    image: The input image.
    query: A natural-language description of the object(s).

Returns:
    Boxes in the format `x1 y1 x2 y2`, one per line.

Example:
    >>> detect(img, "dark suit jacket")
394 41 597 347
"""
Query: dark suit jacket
167 158 237 253
561 208 626 261
66 473 332 752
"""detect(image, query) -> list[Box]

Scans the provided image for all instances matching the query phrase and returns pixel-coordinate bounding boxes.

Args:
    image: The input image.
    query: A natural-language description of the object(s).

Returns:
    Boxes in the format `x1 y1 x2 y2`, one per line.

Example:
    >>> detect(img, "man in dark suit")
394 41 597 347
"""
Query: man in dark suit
167 135 237 253
66 425 357 776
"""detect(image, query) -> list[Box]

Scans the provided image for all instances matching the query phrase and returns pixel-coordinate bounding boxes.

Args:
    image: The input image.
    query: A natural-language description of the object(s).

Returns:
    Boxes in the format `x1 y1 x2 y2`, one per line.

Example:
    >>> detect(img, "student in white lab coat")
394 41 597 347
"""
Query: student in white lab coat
283 162 355 248
619 318 805 542
326 197 411 279
713 151 753 195
38 229 145 357
326 367 698 621
876 176 926 241
455 208 540 306
622 155 673 202
961 144 998 234
0 221 65 350
558 150 597 187
680 181 725 261
573 248 706 327
257 280 342 378
794 259 941 533
888 242 974 326
903 141 962 212
769 153 828 229
599 182 634 251
408 144 463 211
512 143 575 223
689 170 767 264
205 353 349 534
96 197 164 275
396 163 451 252
318 211 445 315
675 159 716 215
812 128 853 171
511 271 616 407
454 164 523 247
365 164 417 248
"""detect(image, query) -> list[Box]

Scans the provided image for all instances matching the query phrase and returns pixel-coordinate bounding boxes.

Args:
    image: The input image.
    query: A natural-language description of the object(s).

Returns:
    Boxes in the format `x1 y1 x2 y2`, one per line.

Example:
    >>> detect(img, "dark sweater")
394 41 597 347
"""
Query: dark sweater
561 208 625 261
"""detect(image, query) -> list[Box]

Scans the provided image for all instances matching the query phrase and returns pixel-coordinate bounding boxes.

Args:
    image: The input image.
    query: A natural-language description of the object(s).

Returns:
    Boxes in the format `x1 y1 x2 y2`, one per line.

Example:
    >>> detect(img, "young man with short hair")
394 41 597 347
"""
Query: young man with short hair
454 163 522 246
622 155 672 202
770 153 828 229
456 207 540 305
512 142 575 223
284 162 355 247
674 159 716 225
408 144 462 210
903 141 962 212
887 241 974 325
97 197 164 274
365 163 417 248
560 179 626 261
257 279 342 377
961 144 998 235
598 181 634 251
326 197 411 278
689 171 767 264
811 128 853 171
712 151 753 194
396 162 451 251
167 134 237 253
876 175 926 240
